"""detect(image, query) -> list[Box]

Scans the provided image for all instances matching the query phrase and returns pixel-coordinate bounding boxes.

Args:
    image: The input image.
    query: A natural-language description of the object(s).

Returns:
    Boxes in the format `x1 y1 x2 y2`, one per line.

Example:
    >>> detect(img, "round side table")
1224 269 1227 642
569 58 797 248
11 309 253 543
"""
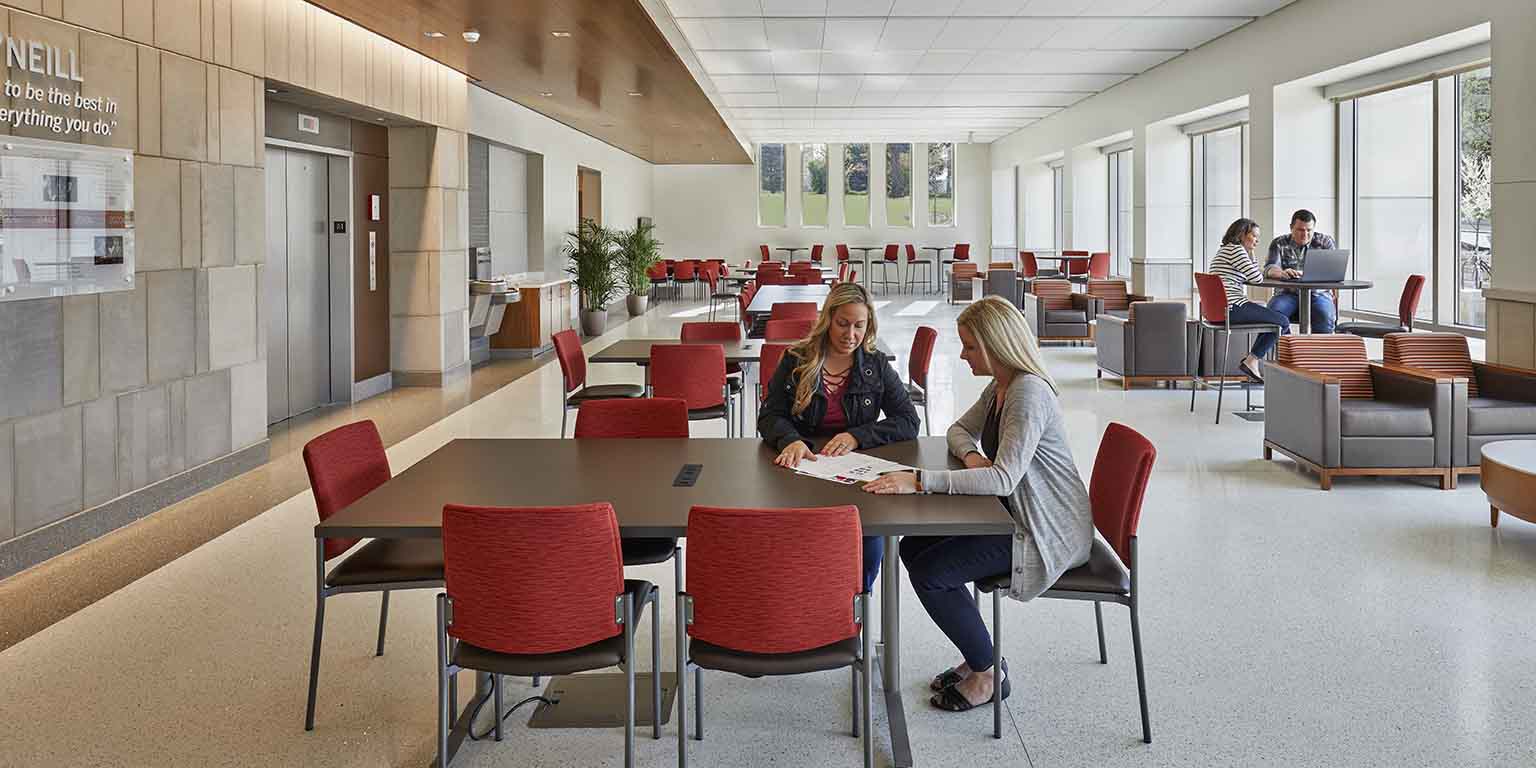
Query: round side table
1481 440 1536 527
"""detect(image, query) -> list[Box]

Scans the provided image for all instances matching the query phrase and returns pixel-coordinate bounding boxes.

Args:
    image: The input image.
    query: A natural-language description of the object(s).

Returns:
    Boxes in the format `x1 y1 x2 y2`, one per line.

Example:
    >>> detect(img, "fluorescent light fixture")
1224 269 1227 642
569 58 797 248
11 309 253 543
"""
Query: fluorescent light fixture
551 30 571 38
424 31 444 38
540 91 554 97
627 91 643 97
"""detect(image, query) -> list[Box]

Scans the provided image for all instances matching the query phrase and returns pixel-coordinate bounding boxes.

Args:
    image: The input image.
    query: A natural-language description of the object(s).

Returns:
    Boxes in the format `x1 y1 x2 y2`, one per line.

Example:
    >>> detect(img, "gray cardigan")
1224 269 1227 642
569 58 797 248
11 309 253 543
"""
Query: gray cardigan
920 374 1093 601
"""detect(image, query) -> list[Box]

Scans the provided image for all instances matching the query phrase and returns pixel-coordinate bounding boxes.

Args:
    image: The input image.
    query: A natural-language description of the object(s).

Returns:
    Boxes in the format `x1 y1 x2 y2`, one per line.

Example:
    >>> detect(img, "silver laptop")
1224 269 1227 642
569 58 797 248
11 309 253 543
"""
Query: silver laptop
1300 249 1350 282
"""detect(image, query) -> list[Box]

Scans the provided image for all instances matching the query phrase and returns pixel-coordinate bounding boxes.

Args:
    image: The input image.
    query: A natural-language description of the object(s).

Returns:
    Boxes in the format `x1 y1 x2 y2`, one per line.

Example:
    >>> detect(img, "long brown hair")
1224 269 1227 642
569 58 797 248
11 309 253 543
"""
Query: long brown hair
787 283 879 415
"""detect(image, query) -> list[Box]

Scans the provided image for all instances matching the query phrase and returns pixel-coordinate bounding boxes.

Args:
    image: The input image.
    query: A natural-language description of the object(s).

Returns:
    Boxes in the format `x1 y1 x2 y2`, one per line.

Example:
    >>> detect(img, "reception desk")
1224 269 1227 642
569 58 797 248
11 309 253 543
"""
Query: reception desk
489 273 574 357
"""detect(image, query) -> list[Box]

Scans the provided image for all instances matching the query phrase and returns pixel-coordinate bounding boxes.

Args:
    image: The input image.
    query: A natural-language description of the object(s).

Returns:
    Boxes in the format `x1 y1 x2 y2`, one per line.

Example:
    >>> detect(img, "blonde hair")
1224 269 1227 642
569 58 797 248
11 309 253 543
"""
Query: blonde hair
956 296 1058 394
788 283 879 415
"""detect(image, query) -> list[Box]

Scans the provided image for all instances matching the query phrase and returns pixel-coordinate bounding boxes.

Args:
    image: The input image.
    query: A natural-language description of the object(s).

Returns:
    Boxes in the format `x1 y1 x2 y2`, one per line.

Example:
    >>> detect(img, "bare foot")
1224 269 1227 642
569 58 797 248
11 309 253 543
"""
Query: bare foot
951 668 994 707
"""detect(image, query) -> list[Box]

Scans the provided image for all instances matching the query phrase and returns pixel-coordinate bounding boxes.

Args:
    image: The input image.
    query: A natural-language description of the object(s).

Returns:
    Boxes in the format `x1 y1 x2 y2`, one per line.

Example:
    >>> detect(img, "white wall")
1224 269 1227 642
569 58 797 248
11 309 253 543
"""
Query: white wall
487 144 529 276
469 85 654 274
655 142 992 267
1019 165 1054 251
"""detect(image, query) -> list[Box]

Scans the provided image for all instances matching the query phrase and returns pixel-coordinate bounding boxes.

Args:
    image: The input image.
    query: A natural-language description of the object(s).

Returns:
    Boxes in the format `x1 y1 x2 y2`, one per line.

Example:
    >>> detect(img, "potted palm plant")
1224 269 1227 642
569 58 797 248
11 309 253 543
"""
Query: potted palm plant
563 218 619 336
613 220 663 316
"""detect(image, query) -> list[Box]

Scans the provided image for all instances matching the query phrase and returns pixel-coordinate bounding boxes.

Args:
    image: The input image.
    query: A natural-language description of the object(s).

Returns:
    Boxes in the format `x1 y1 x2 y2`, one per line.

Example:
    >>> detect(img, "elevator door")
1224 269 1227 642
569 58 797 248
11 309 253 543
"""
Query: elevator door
266 147 332 424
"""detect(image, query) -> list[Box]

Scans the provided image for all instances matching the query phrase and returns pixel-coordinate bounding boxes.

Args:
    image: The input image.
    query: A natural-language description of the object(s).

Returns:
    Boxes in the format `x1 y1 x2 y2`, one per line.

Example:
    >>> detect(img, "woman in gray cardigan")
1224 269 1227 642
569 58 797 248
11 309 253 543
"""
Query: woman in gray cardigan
864 296 1093 712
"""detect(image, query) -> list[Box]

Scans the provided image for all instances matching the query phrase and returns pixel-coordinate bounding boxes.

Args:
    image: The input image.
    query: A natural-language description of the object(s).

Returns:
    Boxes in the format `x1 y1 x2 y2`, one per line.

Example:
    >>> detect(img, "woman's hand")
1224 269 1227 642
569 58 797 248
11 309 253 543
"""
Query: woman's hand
963 452 993 470
774 441 816 468
864 471 919 495
820 432 859 457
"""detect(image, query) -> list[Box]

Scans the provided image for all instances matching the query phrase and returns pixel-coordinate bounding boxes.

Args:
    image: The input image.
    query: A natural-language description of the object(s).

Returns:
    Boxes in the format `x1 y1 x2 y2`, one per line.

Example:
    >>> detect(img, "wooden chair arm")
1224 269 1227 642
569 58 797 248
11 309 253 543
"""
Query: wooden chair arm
1372 363 1464 384
1267 362 1338 386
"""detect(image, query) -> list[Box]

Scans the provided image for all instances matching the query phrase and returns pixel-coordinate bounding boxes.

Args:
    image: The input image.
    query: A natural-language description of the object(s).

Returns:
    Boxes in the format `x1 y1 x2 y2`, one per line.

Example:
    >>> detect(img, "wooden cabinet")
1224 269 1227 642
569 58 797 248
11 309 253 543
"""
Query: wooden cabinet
489 279 574 357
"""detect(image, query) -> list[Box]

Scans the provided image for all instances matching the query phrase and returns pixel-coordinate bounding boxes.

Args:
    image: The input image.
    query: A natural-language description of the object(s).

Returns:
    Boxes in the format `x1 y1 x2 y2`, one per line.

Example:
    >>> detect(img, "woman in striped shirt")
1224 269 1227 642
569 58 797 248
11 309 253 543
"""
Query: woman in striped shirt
1209 218 1289 382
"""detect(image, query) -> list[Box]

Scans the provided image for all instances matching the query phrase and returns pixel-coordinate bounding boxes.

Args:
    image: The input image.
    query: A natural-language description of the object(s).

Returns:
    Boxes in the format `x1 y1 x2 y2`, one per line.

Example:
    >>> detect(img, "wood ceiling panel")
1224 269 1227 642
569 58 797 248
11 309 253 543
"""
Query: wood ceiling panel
306 0 749 164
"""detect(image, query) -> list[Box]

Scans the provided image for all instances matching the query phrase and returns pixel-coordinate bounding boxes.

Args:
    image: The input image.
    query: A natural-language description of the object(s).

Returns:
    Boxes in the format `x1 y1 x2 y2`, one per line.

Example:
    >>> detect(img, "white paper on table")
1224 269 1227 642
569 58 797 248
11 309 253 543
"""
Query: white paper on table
792 452 915 485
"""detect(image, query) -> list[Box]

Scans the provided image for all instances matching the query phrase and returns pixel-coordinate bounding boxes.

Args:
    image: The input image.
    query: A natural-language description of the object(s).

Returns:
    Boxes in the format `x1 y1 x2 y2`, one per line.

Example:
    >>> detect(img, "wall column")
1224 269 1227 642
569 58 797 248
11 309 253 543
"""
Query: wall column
388 126 470 386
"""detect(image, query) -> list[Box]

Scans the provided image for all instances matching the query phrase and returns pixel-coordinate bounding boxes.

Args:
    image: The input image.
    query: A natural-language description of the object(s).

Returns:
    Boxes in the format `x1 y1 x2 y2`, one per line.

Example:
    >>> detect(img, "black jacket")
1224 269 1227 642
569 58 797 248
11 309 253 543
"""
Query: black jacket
757 346 920 452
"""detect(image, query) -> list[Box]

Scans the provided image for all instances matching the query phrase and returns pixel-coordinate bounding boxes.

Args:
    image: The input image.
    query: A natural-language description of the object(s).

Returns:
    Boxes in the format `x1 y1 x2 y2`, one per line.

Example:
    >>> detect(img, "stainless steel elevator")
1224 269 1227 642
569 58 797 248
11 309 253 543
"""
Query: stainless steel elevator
265 147 336 424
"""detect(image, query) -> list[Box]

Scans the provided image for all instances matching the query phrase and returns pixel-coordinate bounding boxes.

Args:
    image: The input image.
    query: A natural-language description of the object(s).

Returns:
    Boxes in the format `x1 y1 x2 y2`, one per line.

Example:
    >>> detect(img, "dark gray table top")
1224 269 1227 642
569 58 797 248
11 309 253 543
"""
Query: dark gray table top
1255 278 1373 290
590 337 894 365
313 438 1012 539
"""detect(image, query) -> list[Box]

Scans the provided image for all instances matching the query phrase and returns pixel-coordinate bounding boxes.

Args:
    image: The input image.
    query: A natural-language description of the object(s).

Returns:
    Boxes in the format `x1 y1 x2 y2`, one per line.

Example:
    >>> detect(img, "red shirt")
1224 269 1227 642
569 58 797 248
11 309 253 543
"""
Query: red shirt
818 368 850 435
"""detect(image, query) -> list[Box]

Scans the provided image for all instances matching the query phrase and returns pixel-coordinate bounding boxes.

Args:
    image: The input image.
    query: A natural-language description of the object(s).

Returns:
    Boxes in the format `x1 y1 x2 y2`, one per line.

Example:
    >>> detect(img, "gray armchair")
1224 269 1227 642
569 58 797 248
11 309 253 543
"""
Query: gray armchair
1022 279 1091 345
1383 332 1536 484
982 265 1022 308
949 262 982 304
1095 302 1198 389
1263 335 1454 490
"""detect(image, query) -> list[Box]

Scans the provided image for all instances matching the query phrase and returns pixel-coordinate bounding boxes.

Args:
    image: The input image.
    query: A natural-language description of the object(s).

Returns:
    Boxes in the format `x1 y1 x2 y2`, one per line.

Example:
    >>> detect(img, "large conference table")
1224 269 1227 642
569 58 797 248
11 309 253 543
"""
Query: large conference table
315 437 1011 768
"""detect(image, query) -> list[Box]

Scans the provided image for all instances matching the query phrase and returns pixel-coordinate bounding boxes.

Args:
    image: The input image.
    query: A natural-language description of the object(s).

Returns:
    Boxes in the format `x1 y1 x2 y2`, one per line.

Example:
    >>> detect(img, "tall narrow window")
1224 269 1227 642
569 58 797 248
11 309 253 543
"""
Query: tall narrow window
1192 125 1247 271
1106 148 1133 277
843 143 870 227
885 143 913 227
927 142 955 226
1052 164 1064 252
800 143 828 227
1456 67 1492 328
757 143 786 227
1352 82 1433 317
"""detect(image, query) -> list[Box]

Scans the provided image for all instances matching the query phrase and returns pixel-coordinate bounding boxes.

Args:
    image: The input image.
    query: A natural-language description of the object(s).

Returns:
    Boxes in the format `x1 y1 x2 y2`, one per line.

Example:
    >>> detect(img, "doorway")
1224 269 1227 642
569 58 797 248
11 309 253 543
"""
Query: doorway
578 166 601 225
265 145 351 424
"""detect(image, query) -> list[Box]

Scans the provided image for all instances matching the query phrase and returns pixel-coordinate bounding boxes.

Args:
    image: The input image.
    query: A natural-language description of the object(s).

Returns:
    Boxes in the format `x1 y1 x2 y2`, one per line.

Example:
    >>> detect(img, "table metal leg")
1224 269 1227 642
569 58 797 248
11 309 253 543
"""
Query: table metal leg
1298 288 1311 334
433 670 493 767
876 534 914 767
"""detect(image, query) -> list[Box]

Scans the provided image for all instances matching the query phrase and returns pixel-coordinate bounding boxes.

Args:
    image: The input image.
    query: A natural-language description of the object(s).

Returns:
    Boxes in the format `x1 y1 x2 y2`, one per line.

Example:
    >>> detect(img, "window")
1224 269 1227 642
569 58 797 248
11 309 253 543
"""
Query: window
885 142 913 227
799 143 828 227
757 143 786 227
927 142 955 226
1191 124 1248 271
1052 164 1064 252
1348 82 1435 318
1456 67 1492 328
1106 148 1133 277
843 143 870 227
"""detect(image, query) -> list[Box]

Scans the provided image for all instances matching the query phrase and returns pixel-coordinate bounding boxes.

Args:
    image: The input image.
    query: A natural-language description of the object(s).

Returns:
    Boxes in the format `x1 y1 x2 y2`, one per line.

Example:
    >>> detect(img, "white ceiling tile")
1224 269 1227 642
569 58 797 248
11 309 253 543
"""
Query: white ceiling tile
820 51 875 73
1010 49 1175 73
817 90 859 106
817 74 863 92
1040 18 1129 49
764 18 827 49
667 0 766 17
857 74 908 91
711 74 779 91
864 51 925 73
889 0 961 14
778 89 820 105
902 74 957 91
913 51 977 74
771 50 825 73
723 91 782 106
824 19 887 51
1018 0 1093 13
775 74 821 92
988 18 1065 49
1098 16 1247 49
854 90 934 106
963 51 1029 73
932 18 1007 48
781 117 815 128
697 50 775 74
826 0 896 14
760 0 827 14
1078 0 1161 14
876 18 943 49
955 0 1030 14
677 18 770 50
1150 0 1291 14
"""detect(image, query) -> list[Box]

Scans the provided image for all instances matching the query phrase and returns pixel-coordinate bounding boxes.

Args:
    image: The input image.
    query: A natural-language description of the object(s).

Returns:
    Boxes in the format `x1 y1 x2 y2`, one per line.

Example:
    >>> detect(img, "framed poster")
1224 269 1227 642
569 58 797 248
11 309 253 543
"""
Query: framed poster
0 135 134 301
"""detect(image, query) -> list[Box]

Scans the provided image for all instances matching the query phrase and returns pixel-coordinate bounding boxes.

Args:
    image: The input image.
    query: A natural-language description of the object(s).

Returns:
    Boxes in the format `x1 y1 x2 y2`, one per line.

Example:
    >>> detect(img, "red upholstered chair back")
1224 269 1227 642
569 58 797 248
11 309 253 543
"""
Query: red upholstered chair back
1062 249 1089 276
905 244 918 262
759 260 786 271
810 244 824 262
760 244 772 261
700 263 719 290
575 398 690 438
1192 273 1230 324
771 302 818 321
304 420 391 560
836 244 850 262
552 329 588 393
910 326 937 390
759 343 791 401
685 505 861 654
848 269 857 283
953 243 971 261
836 263 850 282
1383 332 1478 397
1031 279 1074 310
443 503 624 655
1276 335 1375 399
1088 423 1155 568
646 262 667 280
1087 279 1131 311
1020 251 1039 278
791 274 821 285
759 271 788 286
681 321 742 344
650 344 726 409
789 262 819 274
882 244 899 262
765 318 815 341
1399 274 1426 329
1088 251 1110 279
674 261 698 281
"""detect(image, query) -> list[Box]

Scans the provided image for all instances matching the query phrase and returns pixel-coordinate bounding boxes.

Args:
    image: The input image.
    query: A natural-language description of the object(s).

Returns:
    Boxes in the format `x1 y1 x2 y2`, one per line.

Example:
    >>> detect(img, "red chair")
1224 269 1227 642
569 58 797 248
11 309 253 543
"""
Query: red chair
759 244 772 261
836 243 851 263
675 504 871 765
1071 251 1109 286
575 397 689 439
759 271 789 286
977 422 1156 743
790 273 821 285
764 317 815 342
674 260 701 300
1337 274 1426 338
906 326 938 435
836 262 850 283
682 321 748 434
553 329 644 437
872 244 900 294
1190 273 1284 424
1061 249 1089 283
904 244 933 294
941 243 972 291
810 244 825 263
770 301 818 321
436 502 658 766
650 343 732 436
647 261 671 301
302 420 444 731
704 264 740 321
757 342 791 402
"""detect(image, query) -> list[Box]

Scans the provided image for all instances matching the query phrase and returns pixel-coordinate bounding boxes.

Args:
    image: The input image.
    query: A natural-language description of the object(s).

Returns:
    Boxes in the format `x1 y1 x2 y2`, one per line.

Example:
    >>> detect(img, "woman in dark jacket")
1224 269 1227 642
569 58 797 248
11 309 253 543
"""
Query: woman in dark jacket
758 282 921 591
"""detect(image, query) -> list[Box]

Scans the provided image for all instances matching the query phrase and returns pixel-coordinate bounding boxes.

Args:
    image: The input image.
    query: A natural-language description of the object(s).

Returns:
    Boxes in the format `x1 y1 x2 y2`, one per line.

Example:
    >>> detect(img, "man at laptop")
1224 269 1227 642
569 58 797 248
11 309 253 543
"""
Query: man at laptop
1264 209 1338 333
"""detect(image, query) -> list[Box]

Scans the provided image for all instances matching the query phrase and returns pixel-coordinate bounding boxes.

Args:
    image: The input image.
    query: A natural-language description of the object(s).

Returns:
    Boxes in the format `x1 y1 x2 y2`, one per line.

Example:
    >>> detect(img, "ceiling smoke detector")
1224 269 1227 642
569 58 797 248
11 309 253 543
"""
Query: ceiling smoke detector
462 29 481 43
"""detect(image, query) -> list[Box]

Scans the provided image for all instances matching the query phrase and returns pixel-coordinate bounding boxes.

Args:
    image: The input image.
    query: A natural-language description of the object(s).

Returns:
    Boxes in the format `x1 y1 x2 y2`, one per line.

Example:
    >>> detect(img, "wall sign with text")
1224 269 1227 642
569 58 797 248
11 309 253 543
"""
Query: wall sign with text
0 135 134 302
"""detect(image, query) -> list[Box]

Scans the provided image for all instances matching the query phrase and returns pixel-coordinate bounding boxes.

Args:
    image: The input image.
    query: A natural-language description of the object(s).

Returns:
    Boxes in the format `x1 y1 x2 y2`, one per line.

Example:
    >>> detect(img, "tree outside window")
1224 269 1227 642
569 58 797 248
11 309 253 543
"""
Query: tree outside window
758 143 786 227
844 143 870 227
927 142 955 226
886 143 912 227
1456 68 1492 328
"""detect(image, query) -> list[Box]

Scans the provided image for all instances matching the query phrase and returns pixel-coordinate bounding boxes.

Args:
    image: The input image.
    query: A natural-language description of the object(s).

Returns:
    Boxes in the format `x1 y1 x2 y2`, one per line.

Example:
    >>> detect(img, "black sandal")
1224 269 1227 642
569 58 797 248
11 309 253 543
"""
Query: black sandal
929 667 965 692
929 660 1009 712
1238 358 1264 383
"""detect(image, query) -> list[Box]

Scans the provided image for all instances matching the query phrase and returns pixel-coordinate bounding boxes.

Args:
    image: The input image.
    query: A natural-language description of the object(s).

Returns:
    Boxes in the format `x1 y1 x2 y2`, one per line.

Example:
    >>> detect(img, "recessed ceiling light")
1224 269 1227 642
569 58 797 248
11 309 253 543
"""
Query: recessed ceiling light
424 31 444 38
627 91 642 97
265 87 279 94
540 91 554 97
376 118 385 122
551 30 571 38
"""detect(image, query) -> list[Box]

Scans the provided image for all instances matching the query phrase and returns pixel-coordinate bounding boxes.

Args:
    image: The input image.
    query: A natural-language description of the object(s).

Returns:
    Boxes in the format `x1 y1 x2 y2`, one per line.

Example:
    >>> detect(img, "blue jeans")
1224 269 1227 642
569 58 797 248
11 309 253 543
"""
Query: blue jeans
1267 290 1336 334
863 537 883 593
898 534 1014 671
1227 302 1291 359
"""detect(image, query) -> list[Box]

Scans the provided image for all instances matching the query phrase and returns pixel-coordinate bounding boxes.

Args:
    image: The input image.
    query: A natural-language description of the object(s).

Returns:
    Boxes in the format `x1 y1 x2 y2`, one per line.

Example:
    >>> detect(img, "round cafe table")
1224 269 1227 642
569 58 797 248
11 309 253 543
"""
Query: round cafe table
1482 440 1536 528
920 246 947 293
775 246 808 262
848 246 881 287
1254 278 1372 334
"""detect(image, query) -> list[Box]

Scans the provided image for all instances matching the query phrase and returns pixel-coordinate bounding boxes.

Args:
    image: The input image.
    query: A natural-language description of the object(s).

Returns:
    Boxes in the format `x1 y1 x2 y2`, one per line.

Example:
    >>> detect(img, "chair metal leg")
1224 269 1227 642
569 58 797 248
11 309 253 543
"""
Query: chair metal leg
435 595 451 767
650 587 662 740
922 400 931 437
305 540 326 731
1215 329 1229 424
850 665 859 737
561 406 568 438
1094 602 1107 664
992 589 1003 740
676 599 688 768
861 593 873 768
375 591 390 657
693 667 703 740
624 593 636 768
1131 602 1151 744
1190 330 1201 413
493 673 504 741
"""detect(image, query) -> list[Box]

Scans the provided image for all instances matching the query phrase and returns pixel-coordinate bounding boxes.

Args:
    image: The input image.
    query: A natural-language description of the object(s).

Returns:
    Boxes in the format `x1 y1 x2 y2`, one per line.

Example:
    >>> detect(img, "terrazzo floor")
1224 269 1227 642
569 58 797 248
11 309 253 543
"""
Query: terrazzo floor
0 290 1531 768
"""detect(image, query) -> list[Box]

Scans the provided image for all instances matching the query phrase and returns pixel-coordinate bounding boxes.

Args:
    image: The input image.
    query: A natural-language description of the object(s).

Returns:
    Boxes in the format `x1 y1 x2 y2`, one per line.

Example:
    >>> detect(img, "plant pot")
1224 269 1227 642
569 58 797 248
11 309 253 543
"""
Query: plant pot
626 294 649 316
580 307 608 336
